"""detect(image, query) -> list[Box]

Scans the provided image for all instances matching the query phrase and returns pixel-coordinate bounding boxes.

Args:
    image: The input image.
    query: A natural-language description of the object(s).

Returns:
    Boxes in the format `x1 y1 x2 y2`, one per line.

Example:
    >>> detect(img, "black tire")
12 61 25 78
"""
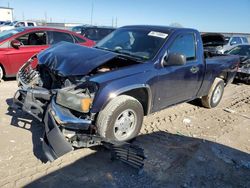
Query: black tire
0 66 3 81
201 78 224 108
96 95 144 142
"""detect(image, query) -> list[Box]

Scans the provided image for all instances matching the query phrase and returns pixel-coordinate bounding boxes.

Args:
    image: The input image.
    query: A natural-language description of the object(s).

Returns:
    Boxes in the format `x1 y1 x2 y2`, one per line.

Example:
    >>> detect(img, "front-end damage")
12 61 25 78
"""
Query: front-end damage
13 44 146 170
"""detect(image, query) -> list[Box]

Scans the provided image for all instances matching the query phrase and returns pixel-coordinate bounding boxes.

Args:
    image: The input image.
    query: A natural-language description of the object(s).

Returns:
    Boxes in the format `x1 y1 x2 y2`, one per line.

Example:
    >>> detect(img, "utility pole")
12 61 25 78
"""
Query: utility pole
22 12 25 20
112 17 114 27
44 11 47 24
90 1 94 25
115 17 118 27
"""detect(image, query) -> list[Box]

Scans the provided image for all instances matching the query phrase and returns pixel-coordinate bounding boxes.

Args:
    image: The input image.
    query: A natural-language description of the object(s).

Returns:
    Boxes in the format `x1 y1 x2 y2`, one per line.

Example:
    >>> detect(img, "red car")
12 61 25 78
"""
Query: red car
0 27 95 80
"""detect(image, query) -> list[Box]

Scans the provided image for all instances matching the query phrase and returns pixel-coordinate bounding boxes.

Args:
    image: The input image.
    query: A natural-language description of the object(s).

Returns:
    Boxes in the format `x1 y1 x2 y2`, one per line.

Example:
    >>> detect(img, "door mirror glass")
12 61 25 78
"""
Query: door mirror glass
11 40 21 49
163 52 186 66
230 41 237 45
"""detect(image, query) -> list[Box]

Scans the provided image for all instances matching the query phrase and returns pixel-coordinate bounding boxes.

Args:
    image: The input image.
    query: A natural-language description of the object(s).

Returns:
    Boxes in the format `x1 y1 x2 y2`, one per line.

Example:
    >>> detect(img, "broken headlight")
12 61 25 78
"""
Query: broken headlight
56 83 97 113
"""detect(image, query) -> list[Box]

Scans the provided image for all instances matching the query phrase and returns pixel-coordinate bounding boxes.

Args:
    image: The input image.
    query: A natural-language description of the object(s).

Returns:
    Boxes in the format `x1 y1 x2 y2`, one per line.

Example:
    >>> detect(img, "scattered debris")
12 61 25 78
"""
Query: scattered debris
183 118 192 125
223 108 250 119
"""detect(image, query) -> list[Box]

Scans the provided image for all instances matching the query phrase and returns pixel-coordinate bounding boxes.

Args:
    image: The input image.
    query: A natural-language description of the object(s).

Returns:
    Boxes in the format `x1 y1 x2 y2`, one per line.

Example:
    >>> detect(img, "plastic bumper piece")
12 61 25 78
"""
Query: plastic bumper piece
43 103 73 161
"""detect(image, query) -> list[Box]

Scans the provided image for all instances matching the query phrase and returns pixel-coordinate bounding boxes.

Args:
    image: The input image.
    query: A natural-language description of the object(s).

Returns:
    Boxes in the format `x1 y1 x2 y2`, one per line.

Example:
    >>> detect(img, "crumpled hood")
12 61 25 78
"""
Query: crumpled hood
37 42 117 76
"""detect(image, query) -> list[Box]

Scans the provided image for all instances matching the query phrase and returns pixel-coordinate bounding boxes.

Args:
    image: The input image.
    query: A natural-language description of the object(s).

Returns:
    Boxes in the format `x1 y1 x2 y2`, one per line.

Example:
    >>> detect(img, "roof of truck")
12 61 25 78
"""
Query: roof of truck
120 25 197 33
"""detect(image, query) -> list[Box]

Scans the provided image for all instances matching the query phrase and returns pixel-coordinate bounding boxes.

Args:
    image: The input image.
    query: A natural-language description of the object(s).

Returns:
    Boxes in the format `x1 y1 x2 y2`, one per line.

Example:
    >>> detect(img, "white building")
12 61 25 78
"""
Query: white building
0 7 13 22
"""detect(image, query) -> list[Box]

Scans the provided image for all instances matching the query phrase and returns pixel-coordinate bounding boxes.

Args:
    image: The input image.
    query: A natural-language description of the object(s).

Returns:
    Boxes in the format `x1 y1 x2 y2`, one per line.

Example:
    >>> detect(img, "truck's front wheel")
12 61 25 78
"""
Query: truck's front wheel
201 78 224 108
0 66 3 81
96 95 144 142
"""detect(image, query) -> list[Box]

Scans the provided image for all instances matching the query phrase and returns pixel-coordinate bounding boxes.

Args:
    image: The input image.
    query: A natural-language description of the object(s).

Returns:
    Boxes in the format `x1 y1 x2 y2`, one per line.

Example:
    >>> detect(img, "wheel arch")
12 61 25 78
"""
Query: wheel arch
0 63 6 78
217 72 228 84
97 84 152 116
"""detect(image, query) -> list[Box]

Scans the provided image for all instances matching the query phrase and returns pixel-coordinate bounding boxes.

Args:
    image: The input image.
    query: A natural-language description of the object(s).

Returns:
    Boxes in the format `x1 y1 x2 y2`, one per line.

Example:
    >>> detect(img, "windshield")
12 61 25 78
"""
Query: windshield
96 28 168 61
3 21 12 25
8 21 18 26
0 28 25 41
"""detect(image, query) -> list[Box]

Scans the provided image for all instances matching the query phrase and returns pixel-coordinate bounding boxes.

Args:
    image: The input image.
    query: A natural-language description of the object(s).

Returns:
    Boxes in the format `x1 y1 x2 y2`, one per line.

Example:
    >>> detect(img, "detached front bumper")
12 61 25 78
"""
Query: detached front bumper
13 86 93 161
43 101 146 170
42 99 93 161
13 87 51 122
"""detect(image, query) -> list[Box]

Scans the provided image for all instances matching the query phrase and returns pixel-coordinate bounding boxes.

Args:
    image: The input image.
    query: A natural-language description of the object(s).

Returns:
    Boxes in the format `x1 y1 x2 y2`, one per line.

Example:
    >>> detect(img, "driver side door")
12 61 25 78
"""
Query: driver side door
6 31 48 75
155 32 204 110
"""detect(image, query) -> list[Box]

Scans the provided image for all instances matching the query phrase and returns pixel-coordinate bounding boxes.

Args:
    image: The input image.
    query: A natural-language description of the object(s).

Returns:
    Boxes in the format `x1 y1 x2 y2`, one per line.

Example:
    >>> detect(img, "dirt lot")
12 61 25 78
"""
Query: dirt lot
0 80 249 188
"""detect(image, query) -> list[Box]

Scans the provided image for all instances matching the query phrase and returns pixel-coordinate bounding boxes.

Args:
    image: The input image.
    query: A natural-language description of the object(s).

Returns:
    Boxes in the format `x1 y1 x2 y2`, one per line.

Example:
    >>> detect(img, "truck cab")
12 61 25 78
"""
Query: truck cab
0 21 37 32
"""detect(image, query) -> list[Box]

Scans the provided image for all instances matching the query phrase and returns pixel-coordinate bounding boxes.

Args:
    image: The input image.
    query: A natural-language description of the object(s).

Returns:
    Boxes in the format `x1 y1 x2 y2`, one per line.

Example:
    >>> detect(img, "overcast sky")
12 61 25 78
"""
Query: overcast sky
1 0 250 33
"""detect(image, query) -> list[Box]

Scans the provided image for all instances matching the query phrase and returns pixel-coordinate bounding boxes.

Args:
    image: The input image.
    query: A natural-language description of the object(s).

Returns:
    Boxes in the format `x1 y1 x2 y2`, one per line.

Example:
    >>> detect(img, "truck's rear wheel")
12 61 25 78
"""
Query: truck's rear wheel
201 78 224 108
96 95 144 142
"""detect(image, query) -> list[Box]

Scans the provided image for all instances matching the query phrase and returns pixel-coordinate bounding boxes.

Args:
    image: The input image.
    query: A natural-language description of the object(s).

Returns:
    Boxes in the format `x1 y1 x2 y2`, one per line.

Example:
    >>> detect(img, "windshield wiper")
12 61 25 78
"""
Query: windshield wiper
94 47 146 62
114 50 147 62
94 46 115 52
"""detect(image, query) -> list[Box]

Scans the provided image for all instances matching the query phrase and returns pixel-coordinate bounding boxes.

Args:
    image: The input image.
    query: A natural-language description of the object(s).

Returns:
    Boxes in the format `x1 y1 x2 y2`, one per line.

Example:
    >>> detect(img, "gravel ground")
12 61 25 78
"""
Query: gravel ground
0 80 249 188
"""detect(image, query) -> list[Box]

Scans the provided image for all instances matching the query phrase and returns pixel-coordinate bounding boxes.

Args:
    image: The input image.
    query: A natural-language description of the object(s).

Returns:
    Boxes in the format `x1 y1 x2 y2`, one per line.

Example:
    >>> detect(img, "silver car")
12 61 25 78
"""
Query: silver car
217 35 249 54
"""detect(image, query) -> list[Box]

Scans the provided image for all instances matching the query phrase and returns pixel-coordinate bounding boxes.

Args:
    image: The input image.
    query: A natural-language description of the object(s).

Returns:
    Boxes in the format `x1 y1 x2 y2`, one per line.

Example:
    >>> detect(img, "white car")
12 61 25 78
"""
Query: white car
0 21 37 32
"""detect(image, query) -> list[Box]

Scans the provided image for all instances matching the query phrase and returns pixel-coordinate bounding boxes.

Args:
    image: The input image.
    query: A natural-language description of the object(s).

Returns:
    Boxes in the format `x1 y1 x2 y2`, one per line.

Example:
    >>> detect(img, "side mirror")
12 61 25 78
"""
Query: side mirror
230 41 237 46
162 52 186 66
11 40 21 49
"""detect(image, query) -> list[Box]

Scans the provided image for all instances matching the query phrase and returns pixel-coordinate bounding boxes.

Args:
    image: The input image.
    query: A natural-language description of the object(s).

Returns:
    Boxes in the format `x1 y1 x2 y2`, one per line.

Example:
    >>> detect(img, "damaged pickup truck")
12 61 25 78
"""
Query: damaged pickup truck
13 25 239 162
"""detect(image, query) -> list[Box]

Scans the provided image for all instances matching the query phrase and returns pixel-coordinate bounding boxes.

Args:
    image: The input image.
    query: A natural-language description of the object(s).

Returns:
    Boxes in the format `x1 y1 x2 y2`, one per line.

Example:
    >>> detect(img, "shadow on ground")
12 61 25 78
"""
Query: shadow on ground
5 99 250 188
6 98 47 162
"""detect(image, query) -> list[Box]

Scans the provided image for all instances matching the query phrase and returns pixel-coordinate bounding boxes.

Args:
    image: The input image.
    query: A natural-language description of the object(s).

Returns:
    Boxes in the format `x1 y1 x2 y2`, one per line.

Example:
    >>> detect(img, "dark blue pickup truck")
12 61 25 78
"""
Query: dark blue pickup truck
14 25 239 161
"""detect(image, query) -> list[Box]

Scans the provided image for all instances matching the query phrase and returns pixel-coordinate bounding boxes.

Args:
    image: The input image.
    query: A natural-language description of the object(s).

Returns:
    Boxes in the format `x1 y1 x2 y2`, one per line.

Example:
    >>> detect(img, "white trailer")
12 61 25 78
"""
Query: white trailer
0 7 13 22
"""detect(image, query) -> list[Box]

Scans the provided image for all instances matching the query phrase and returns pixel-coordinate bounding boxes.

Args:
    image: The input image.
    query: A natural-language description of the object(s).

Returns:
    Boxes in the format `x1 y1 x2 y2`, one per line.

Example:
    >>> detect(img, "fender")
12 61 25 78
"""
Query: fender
90 83 153 115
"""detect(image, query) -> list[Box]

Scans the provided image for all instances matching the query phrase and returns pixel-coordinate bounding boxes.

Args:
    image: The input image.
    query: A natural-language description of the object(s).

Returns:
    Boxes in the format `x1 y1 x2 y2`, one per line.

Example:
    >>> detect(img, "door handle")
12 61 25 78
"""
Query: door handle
190 66 199 73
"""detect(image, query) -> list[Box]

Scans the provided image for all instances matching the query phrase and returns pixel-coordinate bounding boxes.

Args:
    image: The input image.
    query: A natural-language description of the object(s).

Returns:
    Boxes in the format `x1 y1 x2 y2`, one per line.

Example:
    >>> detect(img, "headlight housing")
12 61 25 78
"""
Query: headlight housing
56 82 97 113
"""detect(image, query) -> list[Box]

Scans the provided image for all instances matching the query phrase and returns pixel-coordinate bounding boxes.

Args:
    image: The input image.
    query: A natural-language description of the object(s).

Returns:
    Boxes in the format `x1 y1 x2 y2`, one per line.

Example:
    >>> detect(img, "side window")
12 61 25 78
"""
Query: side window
242 37 249 44
230 37 242 45
84 29 98 41
27 22 34 26
236 46 250 56
15 22 25 27
15 32 47 45
49 31 74 45
169 33 196 61
73 35 86 43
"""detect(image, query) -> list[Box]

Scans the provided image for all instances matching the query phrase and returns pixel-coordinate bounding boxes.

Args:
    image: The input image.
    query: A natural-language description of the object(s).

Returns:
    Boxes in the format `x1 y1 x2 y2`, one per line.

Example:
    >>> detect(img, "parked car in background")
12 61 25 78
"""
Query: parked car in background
225 44 250 84
71 26 83 34
0 21 12 26
72 25 115 42
0 21 7 25
201 33 226 54
13 25 239 161
0 27 95 80
0 21 37 32
81 26 115 42
217 35 249 54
